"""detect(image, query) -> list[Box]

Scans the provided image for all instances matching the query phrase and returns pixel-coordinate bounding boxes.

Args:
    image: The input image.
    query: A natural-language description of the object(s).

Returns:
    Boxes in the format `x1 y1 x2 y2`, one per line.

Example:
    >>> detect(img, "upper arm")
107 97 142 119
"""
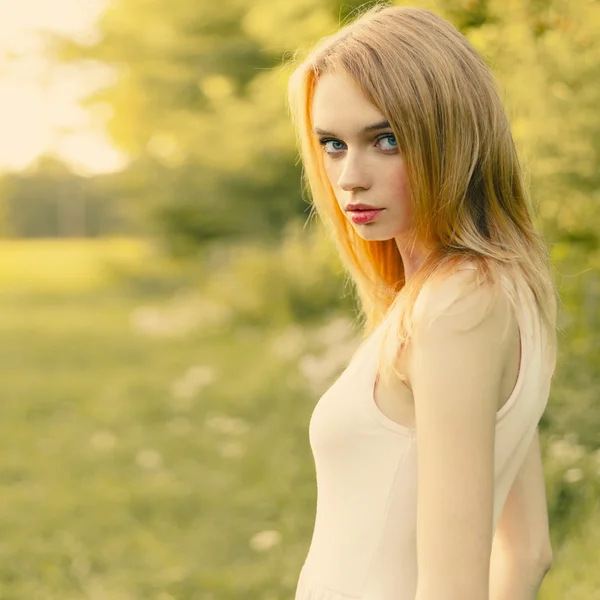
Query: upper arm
409 271 512 600
492 427 553 565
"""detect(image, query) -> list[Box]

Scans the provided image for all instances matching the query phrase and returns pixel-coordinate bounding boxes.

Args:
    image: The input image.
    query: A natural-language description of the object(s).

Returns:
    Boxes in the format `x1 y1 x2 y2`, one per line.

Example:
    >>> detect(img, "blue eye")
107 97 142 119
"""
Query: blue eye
317 133 399 155
377 134 397 150
319 138 346 154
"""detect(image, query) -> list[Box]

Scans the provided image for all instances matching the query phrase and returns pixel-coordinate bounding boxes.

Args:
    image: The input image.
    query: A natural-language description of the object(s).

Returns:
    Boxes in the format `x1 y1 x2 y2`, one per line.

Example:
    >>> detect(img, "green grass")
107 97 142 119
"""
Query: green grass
0 236 354 599
0 236 599 598
0 297 319 599
0 238 150 294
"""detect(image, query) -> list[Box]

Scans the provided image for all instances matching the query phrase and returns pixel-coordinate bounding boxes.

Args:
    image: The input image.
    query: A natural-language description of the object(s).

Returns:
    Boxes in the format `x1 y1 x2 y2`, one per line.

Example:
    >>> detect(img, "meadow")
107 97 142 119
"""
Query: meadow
0 234 599 599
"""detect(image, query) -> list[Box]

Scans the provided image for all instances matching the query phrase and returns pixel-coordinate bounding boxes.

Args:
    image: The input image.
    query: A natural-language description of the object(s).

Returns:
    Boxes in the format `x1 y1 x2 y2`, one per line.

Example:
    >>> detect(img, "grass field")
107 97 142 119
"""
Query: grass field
0 237 358 599
0 237 599 599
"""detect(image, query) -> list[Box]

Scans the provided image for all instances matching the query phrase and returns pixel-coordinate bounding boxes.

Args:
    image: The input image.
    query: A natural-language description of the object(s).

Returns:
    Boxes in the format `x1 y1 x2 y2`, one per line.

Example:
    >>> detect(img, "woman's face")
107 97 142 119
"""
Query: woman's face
311 71 414 242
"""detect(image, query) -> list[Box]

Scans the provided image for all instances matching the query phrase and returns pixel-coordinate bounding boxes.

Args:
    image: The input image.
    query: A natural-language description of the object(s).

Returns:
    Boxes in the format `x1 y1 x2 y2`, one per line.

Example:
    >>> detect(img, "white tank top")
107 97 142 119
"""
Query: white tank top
294 268 554 600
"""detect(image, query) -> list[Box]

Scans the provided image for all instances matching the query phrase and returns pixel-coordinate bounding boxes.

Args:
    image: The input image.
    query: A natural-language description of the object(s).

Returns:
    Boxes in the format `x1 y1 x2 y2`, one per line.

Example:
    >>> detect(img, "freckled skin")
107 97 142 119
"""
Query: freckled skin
311 72 430 277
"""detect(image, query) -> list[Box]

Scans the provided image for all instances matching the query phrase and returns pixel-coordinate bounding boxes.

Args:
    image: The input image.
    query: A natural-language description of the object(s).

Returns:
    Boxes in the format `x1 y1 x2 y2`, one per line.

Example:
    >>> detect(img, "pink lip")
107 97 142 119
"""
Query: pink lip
348 208 384 224
346 203 381 211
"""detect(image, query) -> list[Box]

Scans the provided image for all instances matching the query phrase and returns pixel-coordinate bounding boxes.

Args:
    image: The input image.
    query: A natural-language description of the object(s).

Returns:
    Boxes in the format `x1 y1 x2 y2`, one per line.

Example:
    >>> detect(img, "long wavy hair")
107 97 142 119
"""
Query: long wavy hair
286 3 559 386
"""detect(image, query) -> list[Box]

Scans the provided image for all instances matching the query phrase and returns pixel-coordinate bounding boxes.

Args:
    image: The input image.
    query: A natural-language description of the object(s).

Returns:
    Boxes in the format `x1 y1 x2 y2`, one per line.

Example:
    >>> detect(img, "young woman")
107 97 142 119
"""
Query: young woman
286 4 559 600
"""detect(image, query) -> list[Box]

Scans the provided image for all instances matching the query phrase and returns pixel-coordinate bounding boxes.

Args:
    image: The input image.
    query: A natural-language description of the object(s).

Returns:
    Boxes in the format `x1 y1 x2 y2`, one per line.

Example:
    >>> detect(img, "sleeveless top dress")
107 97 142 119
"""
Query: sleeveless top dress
294 267 555 600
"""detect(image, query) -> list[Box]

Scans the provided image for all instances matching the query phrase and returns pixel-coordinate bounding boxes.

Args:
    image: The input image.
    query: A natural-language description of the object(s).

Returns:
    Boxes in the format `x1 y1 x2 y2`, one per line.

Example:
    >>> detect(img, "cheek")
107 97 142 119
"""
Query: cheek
387 163 410 208
324 161 341 187
324 164 344 204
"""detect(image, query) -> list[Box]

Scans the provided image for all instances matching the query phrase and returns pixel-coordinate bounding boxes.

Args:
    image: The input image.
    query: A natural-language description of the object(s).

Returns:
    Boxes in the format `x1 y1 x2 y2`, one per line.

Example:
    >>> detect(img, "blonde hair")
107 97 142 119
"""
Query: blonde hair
286 3 560 386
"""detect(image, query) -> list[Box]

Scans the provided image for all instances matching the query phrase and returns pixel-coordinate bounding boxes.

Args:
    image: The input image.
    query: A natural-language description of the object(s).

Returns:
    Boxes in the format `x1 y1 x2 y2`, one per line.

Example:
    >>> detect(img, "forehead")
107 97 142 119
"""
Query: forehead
311 72 384 133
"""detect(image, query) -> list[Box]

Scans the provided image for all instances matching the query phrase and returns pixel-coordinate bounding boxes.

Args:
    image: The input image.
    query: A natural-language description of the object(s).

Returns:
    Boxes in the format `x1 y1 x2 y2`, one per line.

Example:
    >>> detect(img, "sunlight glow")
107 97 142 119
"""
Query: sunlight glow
0 0 128 175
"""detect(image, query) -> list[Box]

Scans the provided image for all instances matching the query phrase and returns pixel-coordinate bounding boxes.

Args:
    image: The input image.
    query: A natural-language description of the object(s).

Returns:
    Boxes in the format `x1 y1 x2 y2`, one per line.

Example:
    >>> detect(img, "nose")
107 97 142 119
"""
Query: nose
337 151 371 192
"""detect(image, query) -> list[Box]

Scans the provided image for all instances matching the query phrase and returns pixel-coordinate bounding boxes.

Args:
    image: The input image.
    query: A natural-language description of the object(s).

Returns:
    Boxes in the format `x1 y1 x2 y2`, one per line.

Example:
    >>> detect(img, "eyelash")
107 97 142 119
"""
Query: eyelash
318 134 398 156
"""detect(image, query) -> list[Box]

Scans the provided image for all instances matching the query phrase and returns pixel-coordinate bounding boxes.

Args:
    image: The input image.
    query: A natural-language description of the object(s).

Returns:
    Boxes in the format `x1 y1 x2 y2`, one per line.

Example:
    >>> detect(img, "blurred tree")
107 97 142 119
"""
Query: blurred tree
51 0 372 252
0 156 136 238
50 0 599 257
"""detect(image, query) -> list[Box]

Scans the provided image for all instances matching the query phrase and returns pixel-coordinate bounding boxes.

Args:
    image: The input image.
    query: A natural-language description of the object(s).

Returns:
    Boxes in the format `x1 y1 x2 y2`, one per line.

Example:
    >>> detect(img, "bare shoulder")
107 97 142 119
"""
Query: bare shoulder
413 263 513 342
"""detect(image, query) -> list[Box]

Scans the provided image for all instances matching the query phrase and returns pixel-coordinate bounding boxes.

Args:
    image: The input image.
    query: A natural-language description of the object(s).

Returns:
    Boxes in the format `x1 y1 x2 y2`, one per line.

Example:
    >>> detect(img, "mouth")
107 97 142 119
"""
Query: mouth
347 208 385 224
345 205 382 212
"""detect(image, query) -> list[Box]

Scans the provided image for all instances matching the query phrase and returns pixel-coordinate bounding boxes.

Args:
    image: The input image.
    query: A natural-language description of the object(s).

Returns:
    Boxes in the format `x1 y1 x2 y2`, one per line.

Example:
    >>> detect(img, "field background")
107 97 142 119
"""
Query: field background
0 236 599 599
1 0 600 597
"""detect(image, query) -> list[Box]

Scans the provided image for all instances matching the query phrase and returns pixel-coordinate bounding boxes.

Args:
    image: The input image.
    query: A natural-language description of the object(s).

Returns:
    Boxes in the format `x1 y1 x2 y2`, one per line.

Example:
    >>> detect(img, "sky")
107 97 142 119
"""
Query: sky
0 0 128 176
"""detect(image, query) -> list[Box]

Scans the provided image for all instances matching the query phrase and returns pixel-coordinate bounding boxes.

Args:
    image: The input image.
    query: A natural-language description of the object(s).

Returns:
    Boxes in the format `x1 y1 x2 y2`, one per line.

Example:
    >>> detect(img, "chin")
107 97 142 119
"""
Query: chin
352 226 394 242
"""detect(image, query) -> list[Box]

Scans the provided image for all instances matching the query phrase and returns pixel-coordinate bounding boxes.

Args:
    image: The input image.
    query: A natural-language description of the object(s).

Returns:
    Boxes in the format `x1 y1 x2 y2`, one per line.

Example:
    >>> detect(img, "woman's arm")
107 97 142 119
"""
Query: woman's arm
489 539 552 600
410 272 513 600
489 427 553 600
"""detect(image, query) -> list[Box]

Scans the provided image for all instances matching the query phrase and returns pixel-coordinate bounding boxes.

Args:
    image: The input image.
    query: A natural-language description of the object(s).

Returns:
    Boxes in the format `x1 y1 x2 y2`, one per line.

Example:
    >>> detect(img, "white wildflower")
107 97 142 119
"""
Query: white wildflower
272 325 306 359
171 365 215 403
249 529 282 552
548 437 586 463
219 440 245 459
563 467 583 484
136 449 163 470
90 430 117 452
316 316 355 346
130 295 232 338
205 411 249 435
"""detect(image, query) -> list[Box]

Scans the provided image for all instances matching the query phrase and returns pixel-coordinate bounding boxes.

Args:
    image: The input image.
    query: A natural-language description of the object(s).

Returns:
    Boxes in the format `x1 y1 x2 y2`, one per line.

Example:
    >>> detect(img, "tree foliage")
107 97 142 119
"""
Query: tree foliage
48 0 599 254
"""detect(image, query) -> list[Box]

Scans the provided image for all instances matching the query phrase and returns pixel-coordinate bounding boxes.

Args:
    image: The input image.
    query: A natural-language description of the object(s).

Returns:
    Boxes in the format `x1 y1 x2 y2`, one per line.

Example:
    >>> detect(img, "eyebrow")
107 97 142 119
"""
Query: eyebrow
312 120 392 136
